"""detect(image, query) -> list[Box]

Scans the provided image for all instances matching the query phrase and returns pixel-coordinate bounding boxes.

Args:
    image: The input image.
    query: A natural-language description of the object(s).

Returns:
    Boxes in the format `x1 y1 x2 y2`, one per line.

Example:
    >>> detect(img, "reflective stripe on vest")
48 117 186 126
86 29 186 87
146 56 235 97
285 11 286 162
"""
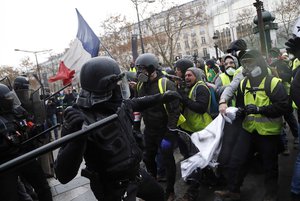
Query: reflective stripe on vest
180 81 212 132
240 77 283 135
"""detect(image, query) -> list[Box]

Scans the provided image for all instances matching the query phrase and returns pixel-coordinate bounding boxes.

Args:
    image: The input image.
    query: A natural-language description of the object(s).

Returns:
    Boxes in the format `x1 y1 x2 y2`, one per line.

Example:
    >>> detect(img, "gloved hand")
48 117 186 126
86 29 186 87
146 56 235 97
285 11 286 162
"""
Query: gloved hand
162 90 182 102
244 104 260 115
285 37 300 59
63 106 85 133
235 107 245 119
160 138 172 151
177 88 189 103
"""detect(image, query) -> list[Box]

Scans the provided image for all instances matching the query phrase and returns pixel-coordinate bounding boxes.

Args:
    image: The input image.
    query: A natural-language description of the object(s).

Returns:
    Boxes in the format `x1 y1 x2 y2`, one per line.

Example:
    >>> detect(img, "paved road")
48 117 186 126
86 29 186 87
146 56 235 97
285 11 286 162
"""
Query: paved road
49 134 299 201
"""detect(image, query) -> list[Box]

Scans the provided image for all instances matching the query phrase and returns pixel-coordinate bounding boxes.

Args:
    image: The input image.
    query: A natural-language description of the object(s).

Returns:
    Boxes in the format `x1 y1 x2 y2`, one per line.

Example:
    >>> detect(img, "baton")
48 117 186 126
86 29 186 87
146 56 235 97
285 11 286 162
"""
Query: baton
0 114 118 174
44 83 72 101
21 124 61 145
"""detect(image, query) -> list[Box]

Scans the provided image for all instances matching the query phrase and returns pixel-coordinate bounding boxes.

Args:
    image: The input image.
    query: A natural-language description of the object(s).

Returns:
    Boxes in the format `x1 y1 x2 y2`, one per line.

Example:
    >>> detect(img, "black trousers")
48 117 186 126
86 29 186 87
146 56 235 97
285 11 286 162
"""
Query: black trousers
89 168 164 201
143 128 176 194
0 170 19 201
20 159 52 201
227 129 280 198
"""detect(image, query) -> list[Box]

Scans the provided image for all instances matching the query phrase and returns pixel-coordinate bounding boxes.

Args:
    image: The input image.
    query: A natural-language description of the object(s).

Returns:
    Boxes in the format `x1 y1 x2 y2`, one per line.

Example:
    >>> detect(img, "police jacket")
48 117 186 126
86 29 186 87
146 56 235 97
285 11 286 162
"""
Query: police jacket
55 93 169 184
0 107 30 163
137 72 180 131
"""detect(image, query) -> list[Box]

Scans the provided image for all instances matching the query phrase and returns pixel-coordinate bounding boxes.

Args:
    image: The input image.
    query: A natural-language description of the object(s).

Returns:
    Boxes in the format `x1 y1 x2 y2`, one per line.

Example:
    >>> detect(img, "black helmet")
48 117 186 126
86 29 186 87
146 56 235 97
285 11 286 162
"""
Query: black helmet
0 83 14 114
80 56 121 93
135 53 159 74
240 49 268 77
13 76 30 90
174 58 194 77
227 39 247 52
77 56 123 108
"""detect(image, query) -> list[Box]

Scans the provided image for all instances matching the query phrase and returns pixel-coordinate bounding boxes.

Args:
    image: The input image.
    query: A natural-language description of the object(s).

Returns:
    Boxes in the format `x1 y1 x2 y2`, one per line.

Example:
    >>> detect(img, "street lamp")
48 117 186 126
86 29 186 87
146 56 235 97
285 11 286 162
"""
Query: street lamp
14 49 52 81
212 33 219 60
131 0 155 54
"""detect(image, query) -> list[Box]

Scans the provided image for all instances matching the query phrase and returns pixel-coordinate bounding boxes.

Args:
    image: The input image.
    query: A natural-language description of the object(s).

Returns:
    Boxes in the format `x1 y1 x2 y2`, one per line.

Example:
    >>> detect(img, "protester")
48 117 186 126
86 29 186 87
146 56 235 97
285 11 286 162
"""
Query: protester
286 36 300 201
135 53 180 201
215 49 289 201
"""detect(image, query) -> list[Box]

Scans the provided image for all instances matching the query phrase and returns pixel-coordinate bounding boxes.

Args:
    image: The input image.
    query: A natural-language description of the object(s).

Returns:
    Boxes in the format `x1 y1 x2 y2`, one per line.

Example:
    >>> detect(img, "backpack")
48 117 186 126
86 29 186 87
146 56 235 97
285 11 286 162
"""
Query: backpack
240 75 274 97
206 85 219 119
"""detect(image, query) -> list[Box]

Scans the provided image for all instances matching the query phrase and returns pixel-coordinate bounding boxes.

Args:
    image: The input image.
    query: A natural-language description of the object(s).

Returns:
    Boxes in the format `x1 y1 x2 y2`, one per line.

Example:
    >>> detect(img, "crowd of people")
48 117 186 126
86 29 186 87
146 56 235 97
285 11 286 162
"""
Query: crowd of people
1 30 300 201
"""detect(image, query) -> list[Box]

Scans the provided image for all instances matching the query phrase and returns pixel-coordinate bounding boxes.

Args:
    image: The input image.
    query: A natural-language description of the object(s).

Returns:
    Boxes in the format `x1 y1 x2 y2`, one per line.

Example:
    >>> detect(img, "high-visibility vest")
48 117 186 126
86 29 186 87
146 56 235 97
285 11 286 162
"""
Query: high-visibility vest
180 81 212 132
129 67 137 72
219 73 236 106
240 77 283 135
219 73 231 86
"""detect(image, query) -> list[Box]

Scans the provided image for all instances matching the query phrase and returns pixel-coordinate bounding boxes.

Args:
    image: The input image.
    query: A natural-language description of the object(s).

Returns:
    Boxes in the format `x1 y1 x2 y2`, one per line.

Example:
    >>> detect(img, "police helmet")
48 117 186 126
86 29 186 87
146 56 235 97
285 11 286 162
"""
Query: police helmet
77 56 124 107
174 58 194 77
80 56 121 94
13 76 30 90
135 53 159 74
0 83 15 114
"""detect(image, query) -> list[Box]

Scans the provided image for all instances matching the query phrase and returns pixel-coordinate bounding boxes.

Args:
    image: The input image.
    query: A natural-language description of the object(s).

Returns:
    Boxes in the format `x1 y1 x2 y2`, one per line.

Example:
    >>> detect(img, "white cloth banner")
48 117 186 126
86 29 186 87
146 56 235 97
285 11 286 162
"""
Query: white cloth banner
180 107 238 180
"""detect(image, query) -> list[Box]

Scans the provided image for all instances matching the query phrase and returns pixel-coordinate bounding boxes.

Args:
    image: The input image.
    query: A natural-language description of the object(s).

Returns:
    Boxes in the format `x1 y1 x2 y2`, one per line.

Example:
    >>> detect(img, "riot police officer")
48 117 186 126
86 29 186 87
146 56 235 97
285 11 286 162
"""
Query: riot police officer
54 56 180 201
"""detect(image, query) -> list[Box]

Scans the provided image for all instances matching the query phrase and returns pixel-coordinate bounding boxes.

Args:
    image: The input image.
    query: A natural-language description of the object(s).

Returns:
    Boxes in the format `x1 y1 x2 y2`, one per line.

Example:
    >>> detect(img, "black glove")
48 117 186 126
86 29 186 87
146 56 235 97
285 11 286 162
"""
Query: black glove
162 90 182 102
285 37 300 59
177 89 189 102
63 106 85 133
244 104 260 115
235 107 246 120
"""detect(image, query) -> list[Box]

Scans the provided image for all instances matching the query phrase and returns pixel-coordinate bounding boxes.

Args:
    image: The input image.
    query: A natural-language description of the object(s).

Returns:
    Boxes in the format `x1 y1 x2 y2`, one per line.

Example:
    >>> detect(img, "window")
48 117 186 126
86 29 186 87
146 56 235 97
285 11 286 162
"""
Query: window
184 41 190 49
203 48 208 57
199 27 205 35
177 43 181 50
201 37 206 44
192 40 198 48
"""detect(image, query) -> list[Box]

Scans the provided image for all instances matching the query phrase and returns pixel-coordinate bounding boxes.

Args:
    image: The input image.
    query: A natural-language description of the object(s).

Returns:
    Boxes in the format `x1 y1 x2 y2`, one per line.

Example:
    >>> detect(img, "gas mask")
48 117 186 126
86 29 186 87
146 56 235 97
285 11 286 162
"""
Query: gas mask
137 72 149 82
249 66 262 77
225 67 236 76
289 53 295 60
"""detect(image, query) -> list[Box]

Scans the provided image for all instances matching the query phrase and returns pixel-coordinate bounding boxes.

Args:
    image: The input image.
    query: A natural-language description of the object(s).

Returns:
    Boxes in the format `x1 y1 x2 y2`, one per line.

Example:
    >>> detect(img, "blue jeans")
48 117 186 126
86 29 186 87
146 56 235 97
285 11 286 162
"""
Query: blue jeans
48 114 58 140
291 142 300 195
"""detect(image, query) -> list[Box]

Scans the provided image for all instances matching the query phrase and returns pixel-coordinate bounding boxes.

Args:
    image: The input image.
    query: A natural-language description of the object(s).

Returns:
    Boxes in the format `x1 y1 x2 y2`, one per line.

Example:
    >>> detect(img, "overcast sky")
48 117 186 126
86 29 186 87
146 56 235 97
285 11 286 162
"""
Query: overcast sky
0 0 191 67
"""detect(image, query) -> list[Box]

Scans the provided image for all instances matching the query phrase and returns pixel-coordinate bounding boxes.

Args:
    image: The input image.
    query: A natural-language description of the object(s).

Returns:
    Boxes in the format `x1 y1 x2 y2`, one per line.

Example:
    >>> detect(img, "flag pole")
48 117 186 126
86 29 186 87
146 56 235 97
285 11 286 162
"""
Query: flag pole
99 42 114 59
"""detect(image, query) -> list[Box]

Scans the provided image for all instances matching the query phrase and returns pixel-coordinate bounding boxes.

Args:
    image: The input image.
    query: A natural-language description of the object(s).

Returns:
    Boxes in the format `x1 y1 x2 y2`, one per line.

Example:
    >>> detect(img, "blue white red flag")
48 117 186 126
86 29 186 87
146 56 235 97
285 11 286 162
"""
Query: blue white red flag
49 9 100 85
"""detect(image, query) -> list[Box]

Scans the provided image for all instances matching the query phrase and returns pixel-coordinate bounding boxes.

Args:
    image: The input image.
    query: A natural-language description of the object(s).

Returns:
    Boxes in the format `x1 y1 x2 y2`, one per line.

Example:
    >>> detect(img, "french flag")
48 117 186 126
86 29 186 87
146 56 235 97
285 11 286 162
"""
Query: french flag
49 9 100 85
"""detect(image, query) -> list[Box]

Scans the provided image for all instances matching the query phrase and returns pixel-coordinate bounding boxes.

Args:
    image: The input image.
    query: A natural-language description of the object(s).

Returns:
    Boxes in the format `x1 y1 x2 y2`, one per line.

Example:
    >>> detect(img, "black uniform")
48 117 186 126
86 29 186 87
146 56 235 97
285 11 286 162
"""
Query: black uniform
54 56 179 201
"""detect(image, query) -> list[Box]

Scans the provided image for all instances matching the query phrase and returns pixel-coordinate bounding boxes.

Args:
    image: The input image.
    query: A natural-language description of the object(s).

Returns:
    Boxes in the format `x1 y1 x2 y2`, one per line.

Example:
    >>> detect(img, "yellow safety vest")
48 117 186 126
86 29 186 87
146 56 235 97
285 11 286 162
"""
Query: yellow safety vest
219 73 236 106
240 77 283 135
219 73 231 86
180 81 212 132
129 67 137 72
157 78 186 126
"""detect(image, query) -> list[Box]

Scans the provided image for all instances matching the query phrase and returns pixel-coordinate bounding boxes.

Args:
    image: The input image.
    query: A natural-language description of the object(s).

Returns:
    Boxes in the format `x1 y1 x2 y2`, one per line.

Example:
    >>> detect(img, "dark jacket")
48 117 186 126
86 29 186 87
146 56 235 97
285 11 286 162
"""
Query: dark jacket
55 93 167 184
137 73 180 131
291 67 300 108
